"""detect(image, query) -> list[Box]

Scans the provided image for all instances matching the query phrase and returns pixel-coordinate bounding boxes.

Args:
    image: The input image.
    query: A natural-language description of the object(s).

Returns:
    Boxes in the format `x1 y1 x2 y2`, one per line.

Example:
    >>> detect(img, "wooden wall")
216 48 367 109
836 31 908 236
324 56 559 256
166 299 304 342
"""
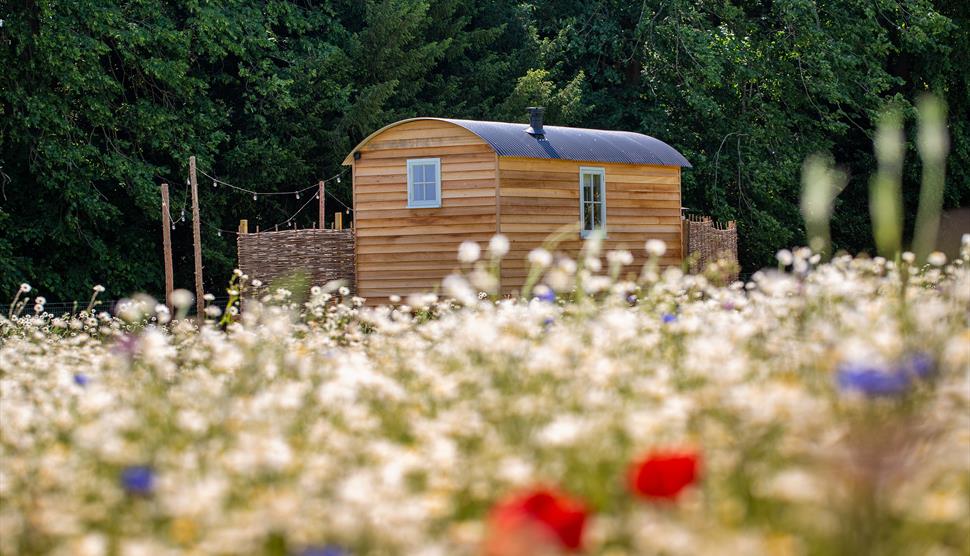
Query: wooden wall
497 157 682 293
352 120 498 304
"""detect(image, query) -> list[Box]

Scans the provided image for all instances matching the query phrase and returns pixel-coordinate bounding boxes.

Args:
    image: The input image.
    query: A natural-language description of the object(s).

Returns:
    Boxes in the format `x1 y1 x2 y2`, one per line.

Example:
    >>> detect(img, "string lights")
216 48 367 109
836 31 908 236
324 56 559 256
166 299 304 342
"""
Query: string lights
195 166 348 198
161 164 351 235
201 185 320 237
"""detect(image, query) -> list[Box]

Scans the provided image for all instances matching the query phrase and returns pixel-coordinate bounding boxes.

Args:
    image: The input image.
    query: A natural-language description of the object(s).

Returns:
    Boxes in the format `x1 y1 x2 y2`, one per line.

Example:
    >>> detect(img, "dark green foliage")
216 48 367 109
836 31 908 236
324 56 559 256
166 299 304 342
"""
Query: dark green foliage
526 0 969 268
1 0 966 301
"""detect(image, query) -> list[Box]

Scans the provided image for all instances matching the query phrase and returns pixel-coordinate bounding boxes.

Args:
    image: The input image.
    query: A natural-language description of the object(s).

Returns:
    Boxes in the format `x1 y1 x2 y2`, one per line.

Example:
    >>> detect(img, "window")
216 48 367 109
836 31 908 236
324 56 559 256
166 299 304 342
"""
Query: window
407 158 441 208
580 167 606 237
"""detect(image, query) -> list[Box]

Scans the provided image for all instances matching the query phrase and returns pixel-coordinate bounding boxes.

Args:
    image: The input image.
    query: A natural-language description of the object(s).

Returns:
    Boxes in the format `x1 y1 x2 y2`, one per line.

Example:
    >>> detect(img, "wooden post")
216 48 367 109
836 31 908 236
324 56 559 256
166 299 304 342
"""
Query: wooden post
335 212 343 230
189 156 204 322
238 219 248 234
160 183 174 313
682 217 690 264
318 180 325 229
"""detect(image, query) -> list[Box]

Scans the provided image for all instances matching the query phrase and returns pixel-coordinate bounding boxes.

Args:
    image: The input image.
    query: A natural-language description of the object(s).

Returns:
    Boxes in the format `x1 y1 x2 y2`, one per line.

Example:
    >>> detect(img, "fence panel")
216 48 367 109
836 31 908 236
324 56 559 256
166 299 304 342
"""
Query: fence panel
683 216 739 280
237 229 355 294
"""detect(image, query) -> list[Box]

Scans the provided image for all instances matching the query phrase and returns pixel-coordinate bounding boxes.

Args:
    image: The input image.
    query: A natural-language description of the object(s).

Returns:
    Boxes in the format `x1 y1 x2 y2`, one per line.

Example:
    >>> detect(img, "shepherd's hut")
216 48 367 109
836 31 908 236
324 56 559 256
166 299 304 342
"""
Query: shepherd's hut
343 108 691 303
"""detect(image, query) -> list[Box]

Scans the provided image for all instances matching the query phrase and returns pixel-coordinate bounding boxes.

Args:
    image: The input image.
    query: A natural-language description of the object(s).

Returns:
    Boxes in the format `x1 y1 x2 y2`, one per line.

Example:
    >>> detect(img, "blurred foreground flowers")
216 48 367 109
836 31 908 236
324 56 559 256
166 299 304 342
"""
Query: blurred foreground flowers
1 239 969 555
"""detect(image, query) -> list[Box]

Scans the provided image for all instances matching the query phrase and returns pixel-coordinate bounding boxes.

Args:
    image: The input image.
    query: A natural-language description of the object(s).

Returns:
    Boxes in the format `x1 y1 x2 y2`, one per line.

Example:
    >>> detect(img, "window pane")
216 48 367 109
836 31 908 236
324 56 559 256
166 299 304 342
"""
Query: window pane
425 183 436 202
413 181 424 201
583 202 594 231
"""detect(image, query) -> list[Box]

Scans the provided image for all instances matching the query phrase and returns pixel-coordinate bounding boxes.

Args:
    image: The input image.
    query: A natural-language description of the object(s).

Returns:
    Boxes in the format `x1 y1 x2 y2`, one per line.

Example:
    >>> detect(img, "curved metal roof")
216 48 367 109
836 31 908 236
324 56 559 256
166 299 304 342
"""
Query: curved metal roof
343 118 691 167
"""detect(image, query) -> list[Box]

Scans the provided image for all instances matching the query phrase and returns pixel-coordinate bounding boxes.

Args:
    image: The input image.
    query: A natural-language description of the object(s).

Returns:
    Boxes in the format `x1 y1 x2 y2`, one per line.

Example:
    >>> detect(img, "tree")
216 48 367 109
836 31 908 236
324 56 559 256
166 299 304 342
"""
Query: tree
522 0 968 269
0 0 533 302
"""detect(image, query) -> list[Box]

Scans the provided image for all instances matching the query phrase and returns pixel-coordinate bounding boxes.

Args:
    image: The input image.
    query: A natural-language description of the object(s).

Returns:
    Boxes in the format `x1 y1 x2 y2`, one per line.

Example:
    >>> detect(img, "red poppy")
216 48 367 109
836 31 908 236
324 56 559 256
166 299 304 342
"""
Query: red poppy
486 487 588 553
628 449 700 500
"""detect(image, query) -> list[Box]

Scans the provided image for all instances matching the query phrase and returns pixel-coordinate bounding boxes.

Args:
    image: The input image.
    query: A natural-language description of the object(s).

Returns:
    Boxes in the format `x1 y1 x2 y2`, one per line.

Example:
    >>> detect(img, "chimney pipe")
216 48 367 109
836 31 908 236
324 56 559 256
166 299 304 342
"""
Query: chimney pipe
526 106 545 138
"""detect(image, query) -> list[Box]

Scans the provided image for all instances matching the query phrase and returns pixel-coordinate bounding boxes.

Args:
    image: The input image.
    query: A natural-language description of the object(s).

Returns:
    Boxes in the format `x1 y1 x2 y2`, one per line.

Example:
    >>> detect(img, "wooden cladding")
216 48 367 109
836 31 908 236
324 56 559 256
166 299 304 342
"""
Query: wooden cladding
354 120 497 303
351 120 684 304
496 157 682 294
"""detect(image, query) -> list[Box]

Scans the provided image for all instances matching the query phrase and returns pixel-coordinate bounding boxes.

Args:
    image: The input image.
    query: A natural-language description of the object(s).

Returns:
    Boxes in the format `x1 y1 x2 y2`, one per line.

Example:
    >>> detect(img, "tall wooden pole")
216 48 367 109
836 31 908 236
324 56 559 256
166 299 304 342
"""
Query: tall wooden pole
318 180 325 229
160 183 175 313
189 156 204 322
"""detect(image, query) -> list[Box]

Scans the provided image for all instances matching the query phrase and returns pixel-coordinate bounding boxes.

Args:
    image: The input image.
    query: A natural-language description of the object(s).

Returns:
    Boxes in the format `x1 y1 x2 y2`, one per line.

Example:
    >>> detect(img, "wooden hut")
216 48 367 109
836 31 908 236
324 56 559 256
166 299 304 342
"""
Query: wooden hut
342 108 691 303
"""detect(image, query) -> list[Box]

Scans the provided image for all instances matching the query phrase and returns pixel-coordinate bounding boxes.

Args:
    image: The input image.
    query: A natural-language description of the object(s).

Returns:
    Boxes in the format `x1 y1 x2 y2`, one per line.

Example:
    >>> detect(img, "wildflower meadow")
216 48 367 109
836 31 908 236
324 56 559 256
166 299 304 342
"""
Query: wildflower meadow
3 1 967 553
2 236 968 555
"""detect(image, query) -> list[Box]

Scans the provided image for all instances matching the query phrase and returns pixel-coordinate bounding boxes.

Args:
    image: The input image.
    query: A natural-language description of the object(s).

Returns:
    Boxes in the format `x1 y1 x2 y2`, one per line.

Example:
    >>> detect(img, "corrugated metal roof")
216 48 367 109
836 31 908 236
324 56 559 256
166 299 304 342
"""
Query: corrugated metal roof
443 119 691 167
342 118 691 167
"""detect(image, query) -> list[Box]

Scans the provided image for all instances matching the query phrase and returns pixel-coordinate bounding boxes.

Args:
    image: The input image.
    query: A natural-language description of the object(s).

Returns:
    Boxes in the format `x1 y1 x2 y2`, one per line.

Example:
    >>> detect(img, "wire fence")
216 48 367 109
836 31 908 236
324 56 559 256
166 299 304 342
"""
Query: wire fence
1 297 232 317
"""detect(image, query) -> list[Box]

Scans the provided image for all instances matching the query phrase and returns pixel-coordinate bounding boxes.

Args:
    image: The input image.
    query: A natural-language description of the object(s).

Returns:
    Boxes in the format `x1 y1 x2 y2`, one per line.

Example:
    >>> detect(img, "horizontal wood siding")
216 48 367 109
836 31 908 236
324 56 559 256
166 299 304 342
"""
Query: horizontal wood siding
354 120 496 304
497 157 682 294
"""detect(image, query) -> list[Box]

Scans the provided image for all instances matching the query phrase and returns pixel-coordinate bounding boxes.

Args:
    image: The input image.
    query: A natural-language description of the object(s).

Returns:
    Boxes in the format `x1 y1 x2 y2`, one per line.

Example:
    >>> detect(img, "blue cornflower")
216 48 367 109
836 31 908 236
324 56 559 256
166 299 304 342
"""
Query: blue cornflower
836 363 911 397
542 317 555 329
120 465 155 495
661 313 677 324
898 352 935 379
73 373 88 387
297 546 348 556
535 289 556 303
626 294 638 304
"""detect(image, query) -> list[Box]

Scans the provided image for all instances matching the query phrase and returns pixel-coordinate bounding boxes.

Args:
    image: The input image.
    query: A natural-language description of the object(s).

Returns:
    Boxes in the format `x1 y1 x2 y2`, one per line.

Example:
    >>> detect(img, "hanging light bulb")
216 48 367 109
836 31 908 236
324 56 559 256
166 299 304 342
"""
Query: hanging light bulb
171 224 175 230
337 176 341 183
217 230 222 237
296 191 300 199
315 194 319 199
181 209 186 220
213 180 217 188
253 193 257 200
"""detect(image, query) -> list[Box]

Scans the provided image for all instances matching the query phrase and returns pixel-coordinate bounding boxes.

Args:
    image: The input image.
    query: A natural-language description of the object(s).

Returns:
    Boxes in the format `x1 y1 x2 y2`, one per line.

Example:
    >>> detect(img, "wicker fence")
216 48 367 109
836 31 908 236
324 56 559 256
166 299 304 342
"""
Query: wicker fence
237 229 355 294
682 216 739 279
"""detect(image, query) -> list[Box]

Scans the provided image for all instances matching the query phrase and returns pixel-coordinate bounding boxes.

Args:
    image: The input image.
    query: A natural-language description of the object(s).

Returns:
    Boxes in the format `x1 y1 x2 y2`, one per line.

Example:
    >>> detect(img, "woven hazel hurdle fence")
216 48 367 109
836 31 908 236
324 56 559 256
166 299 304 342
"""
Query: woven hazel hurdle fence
237 229 356 295
682 216 739 280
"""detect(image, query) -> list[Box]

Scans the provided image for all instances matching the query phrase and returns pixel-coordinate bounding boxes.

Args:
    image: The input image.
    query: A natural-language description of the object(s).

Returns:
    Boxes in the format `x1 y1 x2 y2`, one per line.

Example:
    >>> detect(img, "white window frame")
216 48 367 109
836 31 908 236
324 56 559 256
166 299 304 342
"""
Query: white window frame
406 158 442 209
579 166 607 238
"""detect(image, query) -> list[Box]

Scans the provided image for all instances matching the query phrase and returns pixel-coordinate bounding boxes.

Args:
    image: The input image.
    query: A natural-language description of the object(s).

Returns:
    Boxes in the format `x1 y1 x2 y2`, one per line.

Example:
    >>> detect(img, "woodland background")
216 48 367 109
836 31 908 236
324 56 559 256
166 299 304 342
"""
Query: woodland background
1 0 968 301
